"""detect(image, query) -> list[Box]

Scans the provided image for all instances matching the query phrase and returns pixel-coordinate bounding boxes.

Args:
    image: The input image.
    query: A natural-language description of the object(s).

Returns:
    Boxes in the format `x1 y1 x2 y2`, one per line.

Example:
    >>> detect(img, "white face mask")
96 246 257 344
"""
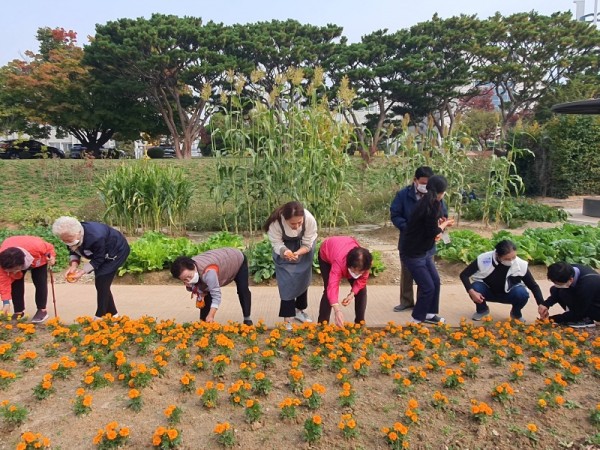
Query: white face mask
348 268 362 279
500 259 513 267
189 272 200 285
416 184 427 194
65 239 80 247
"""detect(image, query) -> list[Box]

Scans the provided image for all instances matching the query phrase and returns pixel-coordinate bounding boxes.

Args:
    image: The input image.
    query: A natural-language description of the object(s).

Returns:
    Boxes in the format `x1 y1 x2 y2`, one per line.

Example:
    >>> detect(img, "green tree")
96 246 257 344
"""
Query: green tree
228 19 344 106
330 29 424 159
0 27 150 152
474 11 600 136
85 14 239 158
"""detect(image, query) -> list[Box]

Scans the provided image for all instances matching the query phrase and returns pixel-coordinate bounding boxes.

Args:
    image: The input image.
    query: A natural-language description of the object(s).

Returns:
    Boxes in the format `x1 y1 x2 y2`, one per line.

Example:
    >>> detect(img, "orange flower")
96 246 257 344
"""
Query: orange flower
22 432 36 444
312 415 322 425
106 430 117 440
128 389 140 399
167 429 178 440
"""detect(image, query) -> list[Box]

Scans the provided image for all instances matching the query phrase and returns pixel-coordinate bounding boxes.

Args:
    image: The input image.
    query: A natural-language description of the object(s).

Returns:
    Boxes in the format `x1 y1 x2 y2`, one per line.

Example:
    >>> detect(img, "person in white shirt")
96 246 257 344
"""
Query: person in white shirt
263 201 318 330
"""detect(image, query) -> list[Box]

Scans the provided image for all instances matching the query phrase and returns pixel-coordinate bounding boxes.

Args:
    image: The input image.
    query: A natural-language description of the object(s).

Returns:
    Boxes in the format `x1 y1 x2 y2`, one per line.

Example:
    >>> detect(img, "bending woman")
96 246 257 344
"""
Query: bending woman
264 201 318 330
52 216 130 320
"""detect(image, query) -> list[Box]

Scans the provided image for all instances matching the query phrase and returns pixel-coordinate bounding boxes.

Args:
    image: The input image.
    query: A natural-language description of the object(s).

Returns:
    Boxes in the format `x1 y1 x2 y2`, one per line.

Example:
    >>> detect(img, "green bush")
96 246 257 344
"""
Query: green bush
438 224 600 268
247 237 276 283
98 162 193 235
515 116 600 198
119 231 242 275
462 197 568 228
146 147 165 159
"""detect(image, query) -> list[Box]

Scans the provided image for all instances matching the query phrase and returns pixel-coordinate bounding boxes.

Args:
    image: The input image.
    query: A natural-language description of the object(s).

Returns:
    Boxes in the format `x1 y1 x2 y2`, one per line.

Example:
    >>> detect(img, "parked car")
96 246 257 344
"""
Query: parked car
161 145 176 158
69 144 125 159
0 139 65 159
147 144 177 158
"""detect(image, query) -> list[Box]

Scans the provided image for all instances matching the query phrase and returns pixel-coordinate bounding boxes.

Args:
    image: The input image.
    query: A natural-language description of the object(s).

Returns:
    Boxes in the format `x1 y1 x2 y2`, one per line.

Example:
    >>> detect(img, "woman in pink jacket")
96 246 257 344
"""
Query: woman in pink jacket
317 236 372 327
0 235 56 322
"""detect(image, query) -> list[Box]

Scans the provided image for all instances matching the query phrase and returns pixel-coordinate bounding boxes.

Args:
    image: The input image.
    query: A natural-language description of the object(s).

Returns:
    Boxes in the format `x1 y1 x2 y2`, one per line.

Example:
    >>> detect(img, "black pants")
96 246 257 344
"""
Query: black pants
317 254 367 324
200 256 252 320
548 285 600 323
279 290 308 318
95 271 118 317
11 265 48 314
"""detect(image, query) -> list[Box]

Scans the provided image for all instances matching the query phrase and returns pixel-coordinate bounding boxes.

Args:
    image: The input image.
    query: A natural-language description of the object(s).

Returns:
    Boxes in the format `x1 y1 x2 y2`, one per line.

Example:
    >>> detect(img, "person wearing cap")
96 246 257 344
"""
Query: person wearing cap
170 248 252 325
0 235 56 322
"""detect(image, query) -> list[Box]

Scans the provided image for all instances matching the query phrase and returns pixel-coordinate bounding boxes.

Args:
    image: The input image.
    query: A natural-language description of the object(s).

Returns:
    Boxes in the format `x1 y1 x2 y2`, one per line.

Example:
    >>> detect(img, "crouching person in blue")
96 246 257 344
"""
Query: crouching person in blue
170 248 252 325
459 240 544 322
52 216 130 320
537 262 599 328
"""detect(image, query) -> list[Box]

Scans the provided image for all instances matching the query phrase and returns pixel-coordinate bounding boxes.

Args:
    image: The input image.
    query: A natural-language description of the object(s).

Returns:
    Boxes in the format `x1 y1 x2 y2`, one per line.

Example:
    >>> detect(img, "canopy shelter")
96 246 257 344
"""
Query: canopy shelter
551 99 600 114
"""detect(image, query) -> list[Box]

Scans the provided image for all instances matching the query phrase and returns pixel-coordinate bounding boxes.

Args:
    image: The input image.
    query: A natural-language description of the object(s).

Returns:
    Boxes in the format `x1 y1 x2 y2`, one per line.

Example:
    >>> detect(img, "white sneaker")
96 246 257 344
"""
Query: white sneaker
284 321 293 331
295 310 313 323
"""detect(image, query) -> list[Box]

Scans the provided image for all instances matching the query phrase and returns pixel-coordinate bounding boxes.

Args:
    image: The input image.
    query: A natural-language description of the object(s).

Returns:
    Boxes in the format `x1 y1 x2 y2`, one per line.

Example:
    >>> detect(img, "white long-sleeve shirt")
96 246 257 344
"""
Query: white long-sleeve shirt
267 209 318 256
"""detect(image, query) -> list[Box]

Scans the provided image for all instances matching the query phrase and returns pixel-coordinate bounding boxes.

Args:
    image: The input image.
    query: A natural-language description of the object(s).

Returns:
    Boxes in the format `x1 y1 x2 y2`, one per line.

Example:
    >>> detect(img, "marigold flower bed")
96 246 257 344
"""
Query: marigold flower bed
0 315 599 449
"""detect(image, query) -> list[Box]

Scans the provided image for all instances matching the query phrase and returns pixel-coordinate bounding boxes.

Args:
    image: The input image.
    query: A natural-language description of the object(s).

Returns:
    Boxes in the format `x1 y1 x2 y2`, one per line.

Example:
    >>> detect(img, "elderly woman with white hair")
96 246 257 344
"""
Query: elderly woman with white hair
52 216 130 319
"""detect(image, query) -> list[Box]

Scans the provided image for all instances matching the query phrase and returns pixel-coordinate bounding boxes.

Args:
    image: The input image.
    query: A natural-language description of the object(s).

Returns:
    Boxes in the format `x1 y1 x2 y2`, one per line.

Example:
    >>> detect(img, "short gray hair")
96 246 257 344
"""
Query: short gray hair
52 216 83 236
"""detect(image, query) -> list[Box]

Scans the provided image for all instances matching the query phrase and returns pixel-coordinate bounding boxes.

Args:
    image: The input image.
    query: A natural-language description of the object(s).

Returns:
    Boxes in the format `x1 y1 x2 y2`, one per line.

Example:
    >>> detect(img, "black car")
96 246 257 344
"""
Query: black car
0 139 65 159
147 144 177 158
69 144 125 159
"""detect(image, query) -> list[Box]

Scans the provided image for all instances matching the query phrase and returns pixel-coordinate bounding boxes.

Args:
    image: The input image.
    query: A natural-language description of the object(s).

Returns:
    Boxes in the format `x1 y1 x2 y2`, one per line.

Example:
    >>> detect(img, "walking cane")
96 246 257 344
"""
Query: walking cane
49 267 58 318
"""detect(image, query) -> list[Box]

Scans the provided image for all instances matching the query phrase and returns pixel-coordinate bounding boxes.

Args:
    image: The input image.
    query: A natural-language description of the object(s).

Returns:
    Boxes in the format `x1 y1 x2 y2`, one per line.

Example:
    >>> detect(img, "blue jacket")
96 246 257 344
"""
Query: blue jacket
390 184 448 250
68 222 130 276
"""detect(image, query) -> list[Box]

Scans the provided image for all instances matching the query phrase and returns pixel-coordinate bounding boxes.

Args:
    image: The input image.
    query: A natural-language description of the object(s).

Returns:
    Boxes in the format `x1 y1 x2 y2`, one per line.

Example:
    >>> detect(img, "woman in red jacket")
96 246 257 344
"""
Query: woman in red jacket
317 236 372 327
0 235 56 322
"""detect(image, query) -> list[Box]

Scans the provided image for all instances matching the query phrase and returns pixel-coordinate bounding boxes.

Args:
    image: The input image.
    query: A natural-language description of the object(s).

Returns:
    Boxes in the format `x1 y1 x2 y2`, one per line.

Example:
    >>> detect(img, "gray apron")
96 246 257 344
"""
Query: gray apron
273 218 314 300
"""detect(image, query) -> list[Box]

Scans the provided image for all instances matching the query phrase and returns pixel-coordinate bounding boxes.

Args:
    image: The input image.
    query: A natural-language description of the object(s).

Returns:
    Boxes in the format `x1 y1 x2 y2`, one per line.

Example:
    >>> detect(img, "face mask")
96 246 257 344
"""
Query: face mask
416 184 427 194
348 269 362 279
500 259 513 267
189 272 200 285
65 239 80 247
554 282 570 289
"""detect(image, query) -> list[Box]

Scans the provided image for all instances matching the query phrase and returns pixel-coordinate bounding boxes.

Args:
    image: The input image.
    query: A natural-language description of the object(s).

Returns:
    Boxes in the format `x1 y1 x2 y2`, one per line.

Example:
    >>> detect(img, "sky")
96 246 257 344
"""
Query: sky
0 0 578 65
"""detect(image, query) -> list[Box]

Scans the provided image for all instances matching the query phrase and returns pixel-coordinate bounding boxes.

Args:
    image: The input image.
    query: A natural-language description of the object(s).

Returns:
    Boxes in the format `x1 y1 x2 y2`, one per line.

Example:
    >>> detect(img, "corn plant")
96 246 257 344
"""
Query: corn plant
97 162 194 235
211 68 354 233
481 142 532 226
382 115 473 221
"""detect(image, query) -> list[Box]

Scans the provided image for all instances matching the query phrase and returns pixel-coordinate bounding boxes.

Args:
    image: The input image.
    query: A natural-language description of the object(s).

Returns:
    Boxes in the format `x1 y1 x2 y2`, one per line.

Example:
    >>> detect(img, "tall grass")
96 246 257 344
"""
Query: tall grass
211 69 354 233
97 162 194 235
368 115 475 221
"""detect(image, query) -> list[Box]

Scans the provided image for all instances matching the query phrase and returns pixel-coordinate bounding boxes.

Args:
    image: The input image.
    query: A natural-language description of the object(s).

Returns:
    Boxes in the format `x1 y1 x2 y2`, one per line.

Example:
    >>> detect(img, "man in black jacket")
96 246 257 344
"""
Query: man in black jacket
538 262 599 328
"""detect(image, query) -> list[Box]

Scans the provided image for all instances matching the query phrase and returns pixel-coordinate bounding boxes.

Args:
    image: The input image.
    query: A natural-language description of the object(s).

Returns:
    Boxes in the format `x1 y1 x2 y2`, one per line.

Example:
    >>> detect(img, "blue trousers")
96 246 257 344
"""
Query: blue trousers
471 281 529 319
401 255 440 322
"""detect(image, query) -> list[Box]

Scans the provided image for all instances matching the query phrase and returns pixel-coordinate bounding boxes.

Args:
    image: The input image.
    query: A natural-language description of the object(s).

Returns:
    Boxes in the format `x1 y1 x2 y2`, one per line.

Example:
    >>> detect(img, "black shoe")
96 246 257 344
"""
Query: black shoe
243 319 253 326
11 312 24 321
563 318 596 329
424 315 446 324
31 310 49 323
393 304 414 312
